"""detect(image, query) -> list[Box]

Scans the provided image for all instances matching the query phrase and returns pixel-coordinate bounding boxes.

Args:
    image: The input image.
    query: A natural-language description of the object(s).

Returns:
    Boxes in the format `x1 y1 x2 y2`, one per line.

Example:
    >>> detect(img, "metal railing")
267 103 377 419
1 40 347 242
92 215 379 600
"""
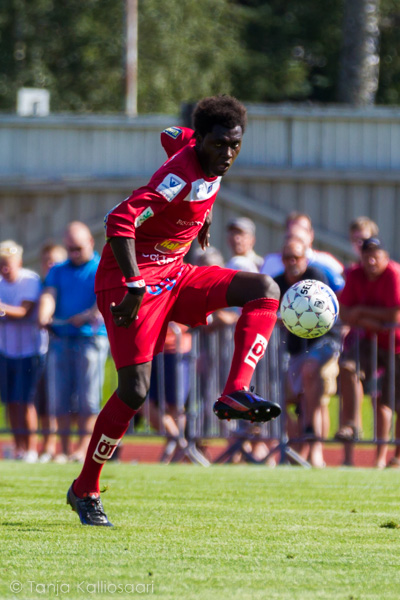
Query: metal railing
1 320 399 466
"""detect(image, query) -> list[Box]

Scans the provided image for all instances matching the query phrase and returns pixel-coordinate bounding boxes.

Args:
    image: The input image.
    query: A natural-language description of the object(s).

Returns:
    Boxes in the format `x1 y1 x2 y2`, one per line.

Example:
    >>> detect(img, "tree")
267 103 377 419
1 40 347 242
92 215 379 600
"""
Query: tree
137 0 238 113
376 0 400 103
337 0 380 105
0 0 238 114
231 0 343 103
1 0 400 113
0 0 126 112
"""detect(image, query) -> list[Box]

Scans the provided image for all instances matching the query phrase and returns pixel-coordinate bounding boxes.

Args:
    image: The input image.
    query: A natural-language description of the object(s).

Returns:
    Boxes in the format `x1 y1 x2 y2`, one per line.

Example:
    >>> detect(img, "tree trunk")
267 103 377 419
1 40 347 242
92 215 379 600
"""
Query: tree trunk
337 0 380 105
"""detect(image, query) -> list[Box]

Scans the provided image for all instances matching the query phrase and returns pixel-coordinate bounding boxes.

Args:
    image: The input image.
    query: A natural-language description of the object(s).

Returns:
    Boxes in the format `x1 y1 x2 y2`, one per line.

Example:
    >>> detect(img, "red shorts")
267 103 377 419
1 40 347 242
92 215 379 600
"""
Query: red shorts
97 263 237 369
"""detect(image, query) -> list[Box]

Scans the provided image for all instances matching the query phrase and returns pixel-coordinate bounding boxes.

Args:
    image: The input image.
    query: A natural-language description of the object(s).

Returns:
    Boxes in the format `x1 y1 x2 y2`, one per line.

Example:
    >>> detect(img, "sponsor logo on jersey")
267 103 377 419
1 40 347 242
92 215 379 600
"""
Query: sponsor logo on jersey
154 239 191 255
244 334 268 368
156 174 186 202
163 126 183 139
141 252 177 266
92 434 120 464
187 178 221 202
176 218 203 227
134 206 154 228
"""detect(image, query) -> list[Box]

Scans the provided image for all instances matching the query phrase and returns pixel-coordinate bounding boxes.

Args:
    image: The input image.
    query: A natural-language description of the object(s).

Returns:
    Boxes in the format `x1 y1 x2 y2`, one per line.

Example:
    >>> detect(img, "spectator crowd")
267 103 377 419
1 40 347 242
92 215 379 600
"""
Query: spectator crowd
1 213 400 469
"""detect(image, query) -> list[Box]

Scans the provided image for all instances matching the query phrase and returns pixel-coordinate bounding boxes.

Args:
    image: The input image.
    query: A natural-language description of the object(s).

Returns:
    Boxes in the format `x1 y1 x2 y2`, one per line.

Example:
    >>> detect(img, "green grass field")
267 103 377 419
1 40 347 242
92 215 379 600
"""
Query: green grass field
2 463 400 600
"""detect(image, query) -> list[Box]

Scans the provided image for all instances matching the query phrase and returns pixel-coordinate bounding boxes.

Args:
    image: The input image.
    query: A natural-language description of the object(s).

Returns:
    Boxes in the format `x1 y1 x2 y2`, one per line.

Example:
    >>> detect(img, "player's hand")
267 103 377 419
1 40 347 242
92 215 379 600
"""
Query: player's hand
110 293 143 328
198 213 212 250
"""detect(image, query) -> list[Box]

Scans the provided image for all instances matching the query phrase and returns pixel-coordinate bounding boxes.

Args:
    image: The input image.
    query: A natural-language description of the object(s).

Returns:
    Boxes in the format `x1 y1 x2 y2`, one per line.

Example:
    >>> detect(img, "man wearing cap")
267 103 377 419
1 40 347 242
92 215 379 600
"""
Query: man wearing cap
0 240 46 462
337 237 400 467
226 216 263 273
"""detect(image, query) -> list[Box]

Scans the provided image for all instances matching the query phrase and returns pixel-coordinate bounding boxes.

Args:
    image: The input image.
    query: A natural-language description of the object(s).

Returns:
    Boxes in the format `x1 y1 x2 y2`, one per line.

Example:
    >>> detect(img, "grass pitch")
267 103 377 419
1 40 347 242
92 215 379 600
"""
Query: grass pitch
2 463 400 600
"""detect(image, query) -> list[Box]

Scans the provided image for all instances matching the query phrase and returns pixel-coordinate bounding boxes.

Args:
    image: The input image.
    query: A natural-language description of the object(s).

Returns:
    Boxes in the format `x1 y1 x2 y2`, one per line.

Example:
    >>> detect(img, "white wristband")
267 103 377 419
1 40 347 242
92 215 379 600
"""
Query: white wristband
126 279 146 288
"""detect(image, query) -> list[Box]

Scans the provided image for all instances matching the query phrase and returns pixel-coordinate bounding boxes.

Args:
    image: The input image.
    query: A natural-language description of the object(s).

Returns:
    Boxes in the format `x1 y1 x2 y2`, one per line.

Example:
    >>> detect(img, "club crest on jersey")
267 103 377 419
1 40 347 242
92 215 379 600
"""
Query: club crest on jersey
155 239 191 255
156 174 186 202
163 126 183 139
134 206 154 228
188 178 221 202
244 334 268 368
92 434 120 464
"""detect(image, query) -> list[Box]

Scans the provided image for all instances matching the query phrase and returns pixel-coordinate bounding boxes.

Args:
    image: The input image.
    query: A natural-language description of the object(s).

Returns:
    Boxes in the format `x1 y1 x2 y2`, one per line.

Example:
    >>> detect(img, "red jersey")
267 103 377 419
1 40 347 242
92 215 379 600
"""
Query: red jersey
95 128 219 291
340 260 400 351
160 126 195 158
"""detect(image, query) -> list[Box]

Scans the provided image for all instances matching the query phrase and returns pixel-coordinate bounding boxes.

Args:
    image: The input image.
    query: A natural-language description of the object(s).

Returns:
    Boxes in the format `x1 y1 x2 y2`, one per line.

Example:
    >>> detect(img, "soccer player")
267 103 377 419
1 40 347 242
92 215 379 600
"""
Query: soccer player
67 95 281 526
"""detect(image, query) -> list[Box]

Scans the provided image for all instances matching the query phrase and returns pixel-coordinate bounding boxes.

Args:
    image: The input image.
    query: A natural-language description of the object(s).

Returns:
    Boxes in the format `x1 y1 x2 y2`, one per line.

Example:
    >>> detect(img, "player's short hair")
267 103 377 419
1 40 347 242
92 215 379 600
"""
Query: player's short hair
349 216 379 236
192 95 247 137
0 240 23 258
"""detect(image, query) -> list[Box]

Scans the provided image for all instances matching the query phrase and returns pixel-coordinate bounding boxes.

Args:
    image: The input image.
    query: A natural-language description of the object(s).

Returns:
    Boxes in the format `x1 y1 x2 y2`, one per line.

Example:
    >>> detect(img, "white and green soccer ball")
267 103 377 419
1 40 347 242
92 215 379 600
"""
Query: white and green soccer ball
280 279 339 339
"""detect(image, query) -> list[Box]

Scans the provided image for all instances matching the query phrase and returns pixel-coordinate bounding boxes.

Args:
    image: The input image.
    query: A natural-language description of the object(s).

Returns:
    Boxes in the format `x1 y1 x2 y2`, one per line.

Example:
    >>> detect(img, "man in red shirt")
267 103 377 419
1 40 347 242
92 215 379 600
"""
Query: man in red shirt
338 237 400 467
67 95 281 526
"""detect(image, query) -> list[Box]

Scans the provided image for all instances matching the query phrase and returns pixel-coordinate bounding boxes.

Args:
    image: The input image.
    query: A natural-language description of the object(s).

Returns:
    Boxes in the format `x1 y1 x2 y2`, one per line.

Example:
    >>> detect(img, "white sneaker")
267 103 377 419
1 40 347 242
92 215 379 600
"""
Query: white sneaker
67 452 85 463
53 453 68 464
38 452 53 464
24 450 38 464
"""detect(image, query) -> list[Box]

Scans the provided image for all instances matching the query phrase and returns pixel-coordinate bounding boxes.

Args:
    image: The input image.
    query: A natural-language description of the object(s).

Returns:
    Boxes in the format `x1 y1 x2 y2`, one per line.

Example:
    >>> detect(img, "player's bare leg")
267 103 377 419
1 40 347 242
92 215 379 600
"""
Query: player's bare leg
335 364 363 466
301 359 326 468
68 414 97 462
67 362 151 526
213 272 282 423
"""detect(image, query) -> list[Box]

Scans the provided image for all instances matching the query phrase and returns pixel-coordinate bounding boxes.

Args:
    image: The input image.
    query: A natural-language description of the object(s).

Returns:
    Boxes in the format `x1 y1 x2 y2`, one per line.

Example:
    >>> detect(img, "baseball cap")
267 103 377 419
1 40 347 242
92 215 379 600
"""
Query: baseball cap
361 237 386 252
0 240 23 258
227 217 255 236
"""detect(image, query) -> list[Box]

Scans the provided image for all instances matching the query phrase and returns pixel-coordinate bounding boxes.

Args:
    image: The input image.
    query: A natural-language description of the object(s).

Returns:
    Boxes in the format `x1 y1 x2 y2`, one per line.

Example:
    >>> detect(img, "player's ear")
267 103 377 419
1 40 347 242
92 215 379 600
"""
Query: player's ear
194 131 203 147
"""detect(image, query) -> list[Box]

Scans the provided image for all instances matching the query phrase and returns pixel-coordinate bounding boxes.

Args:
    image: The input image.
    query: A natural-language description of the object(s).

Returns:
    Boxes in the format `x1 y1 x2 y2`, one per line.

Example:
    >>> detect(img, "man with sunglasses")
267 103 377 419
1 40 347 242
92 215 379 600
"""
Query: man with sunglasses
38 221 109 463
274 237 341 468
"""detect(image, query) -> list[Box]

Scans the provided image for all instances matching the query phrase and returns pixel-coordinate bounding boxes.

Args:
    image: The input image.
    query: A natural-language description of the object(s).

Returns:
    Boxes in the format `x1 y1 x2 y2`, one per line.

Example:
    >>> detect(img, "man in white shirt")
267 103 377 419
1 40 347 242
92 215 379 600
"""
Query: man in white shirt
0 240 46 462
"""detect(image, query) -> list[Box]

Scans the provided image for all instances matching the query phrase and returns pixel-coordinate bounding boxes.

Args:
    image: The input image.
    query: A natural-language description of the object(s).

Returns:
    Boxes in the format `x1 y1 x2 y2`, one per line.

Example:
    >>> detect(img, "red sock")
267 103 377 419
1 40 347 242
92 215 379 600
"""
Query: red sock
73 392 137 497
222 298 279 395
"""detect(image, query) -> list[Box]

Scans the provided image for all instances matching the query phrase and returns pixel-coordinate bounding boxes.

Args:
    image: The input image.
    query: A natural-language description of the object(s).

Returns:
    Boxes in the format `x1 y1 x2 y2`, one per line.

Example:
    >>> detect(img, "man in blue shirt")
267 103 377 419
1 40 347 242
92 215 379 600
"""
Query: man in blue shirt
39 222 109 463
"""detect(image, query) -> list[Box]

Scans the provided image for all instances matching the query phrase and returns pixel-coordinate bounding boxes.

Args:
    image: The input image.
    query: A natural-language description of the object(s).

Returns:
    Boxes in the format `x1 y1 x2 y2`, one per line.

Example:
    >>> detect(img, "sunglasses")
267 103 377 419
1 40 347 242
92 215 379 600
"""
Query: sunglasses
67 246 84 252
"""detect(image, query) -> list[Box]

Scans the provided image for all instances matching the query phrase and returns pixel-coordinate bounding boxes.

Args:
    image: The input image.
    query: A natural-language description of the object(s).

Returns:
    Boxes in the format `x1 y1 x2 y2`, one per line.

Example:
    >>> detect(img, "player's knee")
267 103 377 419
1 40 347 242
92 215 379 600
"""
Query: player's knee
251 274 280 301
117 365 151 410
118 387 147 411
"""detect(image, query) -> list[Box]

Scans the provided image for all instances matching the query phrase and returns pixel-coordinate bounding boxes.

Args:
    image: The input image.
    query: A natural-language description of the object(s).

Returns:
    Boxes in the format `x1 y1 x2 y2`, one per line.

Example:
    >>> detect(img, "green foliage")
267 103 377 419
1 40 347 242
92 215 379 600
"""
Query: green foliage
137 0 239 113
376 0 400 103
1 0 400 113
232 0 343 102
0 0 125 112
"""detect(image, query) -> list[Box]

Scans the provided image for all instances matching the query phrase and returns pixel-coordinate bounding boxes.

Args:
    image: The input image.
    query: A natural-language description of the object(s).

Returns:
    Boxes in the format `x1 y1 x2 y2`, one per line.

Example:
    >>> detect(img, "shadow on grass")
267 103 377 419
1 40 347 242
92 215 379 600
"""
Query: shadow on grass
2 521 71 531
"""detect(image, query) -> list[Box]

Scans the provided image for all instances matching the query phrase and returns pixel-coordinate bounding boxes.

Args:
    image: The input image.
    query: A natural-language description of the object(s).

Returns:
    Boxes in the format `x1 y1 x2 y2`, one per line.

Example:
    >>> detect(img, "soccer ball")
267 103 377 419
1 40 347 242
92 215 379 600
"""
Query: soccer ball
280 279 339 339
